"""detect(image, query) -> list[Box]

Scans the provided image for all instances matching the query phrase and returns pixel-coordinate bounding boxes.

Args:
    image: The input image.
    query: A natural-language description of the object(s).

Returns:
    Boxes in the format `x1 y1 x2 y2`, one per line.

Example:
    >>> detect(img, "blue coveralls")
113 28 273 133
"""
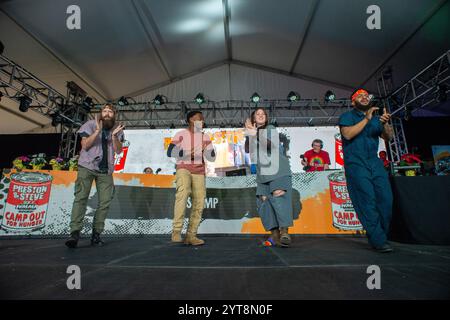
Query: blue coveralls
339 109 393 248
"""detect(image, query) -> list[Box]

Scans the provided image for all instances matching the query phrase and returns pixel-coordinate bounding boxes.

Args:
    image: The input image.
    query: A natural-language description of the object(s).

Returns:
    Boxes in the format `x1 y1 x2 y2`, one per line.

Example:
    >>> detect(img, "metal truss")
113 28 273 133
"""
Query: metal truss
58 82 93 158
378 50 450 162
0 54 92 158
0 54 66 121
377 66 408 163
389 50 450 116
92 99 353 129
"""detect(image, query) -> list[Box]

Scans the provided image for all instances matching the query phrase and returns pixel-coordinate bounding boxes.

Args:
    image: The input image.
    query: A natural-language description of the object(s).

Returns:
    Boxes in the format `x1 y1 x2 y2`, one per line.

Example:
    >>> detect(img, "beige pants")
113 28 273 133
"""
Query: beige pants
173 168 206 234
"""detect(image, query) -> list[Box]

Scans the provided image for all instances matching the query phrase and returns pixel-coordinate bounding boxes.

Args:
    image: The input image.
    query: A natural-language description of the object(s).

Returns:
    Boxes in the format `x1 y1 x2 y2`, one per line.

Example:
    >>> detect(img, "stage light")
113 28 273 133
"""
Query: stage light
67 81 87 97
150 125 156 129
436 84 448 103
82 97 93 111
251 92 260 103
325 90 336 102
51 113 62 127
287 91 300 102
153 94 167 105
170 123 175 129
195 93 205 104
307 118 314 126
18 96 32 112
118 96 129 107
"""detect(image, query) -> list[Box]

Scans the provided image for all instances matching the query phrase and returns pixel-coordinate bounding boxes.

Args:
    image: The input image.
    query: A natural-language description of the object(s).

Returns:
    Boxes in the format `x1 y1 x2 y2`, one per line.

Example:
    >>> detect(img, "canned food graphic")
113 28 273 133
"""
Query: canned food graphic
328 171 362 231
114 140 130 173
335 133 344 166
1 172 53 232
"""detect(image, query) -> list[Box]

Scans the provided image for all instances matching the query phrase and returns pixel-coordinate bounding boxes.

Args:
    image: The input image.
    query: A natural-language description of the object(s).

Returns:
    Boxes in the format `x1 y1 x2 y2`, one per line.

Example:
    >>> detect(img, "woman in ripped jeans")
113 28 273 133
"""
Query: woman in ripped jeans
244 107 293 247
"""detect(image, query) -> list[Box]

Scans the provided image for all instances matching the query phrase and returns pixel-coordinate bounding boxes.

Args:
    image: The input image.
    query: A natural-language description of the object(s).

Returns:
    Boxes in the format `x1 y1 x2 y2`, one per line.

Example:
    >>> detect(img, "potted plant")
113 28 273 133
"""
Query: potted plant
29 154 47 170
68 156 79 171
398 153 422 176
12 156 30 170
49 157 65 170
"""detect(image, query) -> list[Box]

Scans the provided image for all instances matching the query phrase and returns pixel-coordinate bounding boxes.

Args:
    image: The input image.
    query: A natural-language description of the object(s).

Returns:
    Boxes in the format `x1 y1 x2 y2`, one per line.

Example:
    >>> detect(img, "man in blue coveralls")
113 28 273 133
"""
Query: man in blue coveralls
339 89 394 253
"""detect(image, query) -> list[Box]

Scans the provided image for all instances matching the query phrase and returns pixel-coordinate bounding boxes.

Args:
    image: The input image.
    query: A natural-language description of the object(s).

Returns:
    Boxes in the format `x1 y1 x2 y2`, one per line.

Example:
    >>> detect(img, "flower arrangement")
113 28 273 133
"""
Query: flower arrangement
11 154 81 171
68 156 79 171
398 153 422 176
12 156 30 170
49 157 65 170
29 154 47 170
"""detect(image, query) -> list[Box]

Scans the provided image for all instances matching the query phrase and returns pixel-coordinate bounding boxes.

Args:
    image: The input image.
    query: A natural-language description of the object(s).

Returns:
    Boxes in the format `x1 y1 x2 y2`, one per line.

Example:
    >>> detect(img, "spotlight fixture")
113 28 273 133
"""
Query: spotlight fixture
324 90 336 102
51 113 62 127
250 92 260 103
153 94 167 105
18 96 32 112
118 96 129 107
82 97 93 111
67 81 87 97
170 123 175 129
287 91 300 102
195 93 205 104
150 125 156 129
307 118 314 127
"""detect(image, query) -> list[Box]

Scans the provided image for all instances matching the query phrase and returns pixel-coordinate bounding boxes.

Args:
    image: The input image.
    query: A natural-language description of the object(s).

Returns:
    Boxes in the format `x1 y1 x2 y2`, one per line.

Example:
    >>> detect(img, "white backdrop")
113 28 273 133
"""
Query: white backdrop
121 126 386 175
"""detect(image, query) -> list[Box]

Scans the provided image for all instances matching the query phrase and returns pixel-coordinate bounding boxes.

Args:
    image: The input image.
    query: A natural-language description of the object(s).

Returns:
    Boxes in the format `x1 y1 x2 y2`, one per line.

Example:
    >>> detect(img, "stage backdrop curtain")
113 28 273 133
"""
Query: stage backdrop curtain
0 133 61 169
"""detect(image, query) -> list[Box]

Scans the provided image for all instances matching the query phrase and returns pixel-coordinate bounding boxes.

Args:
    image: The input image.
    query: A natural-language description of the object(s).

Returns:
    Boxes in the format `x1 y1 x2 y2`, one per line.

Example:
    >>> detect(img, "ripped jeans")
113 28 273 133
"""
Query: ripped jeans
256 175 293 231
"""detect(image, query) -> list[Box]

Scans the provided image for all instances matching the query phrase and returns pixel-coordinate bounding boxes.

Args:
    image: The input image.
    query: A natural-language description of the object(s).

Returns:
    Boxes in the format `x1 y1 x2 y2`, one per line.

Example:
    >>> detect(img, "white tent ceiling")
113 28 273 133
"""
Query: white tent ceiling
0 0 449 133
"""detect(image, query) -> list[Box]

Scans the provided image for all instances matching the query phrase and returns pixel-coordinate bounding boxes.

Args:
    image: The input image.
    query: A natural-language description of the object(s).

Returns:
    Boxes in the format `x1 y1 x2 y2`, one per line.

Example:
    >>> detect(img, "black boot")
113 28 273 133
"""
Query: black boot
374 243 393 253
279 227 291 248
65 230 80 248
91 229 105 247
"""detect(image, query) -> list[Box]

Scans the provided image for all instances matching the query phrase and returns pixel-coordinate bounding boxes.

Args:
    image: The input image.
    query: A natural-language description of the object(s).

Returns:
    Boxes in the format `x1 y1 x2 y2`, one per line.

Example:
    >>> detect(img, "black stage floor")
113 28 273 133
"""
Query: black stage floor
1 235 449 300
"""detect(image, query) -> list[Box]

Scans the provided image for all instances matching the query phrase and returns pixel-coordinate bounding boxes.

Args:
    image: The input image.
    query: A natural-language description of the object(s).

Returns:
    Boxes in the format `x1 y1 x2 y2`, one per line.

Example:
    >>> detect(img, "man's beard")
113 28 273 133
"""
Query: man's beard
354 101 371 112
101 116 115 130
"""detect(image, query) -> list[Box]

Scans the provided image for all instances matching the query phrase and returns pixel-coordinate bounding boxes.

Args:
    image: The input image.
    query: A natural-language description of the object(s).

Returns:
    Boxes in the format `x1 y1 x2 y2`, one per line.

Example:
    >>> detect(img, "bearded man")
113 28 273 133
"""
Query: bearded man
65 103 125 248
339 89 395 253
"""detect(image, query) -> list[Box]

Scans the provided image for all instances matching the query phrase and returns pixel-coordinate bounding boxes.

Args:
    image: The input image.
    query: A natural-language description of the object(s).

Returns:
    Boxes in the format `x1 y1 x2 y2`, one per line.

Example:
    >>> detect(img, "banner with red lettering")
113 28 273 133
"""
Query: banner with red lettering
0 169 365 236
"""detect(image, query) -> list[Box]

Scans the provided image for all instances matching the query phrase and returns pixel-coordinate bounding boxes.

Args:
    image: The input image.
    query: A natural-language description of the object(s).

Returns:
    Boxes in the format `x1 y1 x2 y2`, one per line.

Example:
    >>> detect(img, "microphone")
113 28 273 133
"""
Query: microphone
368 95 386 116
155 168 162 174
368 94 386 102
368 95 382 106
300 154 310 171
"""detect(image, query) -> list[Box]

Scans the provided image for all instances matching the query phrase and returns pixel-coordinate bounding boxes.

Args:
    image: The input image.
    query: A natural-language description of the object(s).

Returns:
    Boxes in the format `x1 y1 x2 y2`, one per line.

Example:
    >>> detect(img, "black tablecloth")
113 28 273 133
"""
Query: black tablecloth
389 176 450 245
